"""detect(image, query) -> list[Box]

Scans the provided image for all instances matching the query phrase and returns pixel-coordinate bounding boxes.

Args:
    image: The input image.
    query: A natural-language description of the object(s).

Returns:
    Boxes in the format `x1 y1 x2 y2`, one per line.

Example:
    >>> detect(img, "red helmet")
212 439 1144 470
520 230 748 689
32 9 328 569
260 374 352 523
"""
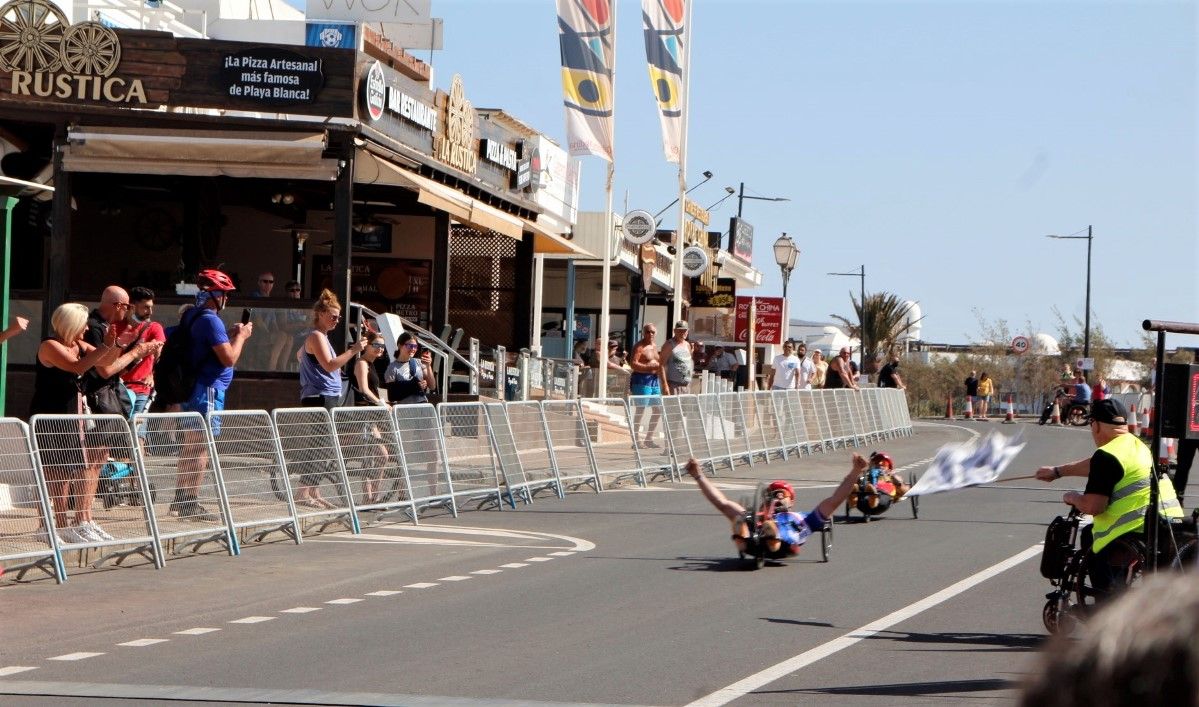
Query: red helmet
870 451 894 470
196 269 235 292
766 480 794 500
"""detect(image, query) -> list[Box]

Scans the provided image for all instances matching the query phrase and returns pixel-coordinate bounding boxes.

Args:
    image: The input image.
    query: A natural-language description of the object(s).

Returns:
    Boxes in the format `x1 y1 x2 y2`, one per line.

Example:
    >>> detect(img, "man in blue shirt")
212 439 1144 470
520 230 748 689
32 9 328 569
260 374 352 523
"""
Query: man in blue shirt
174 269 253 520
1067 372 1092 407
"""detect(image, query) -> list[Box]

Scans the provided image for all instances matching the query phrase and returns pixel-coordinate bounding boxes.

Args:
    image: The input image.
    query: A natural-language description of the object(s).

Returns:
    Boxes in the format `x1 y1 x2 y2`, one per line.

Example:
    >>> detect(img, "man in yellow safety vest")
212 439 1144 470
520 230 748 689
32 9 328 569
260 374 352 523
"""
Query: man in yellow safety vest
1035 398 1183 596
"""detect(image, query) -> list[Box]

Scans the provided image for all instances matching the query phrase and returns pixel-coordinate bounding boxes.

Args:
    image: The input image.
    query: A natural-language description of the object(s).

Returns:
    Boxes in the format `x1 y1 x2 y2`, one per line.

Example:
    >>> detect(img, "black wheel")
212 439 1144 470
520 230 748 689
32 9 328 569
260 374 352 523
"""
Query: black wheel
821 519 832 562
908 471 919 519
1066 406 1088 427
269 468 288 502
844 497 851 521
1042 597 1061 633
753 537 766 570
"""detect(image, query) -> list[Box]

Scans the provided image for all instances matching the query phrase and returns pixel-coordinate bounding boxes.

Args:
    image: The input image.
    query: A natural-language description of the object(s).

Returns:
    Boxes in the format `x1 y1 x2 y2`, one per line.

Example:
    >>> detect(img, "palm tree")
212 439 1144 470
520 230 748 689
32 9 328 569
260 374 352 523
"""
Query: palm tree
831 293 922 374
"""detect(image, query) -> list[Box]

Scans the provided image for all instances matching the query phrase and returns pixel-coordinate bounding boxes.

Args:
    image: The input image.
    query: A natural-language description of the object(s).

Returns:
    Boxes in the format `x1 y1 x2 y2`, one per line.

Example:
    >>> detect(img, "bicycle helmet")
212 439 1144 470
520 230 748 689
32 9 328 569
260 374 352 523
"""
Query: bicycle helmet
766 480 794 500
196 268 236 292
869 451 894 470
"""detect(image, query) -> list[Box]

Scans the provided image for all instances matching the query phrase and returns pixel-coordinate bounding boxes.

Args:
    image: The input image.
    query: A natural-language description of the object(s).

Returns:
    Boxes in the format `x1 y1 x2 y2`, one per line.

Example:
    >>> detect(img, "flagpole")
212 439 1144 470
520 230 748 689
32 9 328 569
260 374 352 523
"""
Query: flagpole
670 0 693 326
596 0 618 400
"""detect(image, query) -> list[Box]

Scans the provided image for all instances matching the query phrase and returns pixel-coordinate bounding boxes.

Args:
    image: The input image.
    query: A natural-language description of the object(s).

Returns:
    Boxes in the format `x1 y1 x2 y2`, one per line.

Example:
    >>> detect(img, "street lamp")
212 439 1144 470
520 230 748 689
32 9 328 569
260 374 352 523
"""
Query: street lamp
773 233 800 299
654 170 714 219
736 182 789 218
1046 225 1093 375
705 186 737 213
828 264 866 376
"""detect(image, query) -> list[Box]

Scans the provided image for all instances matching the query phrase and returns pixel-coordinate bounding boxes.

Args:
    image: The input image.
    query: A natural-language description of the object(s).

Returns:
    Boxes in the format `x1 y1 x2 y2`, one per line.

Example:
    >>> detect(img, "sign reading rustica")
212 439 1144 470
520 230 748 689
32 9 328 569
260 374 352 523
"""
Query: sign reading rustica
0 0 146 104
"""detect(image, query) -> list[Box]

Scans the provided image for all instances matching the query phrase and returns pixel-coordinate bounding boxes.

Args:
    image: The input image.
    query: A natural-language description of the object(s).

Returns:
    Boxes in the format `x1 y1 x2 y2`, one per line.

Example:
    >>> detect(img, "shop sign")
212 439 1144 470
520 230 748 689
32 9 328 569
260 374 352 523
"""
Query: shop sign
734 296 784 345
513 151 533 190
623 210 657 245
433 74 477 174
306 22 357 49
680 245 710 278
480 138 517 171
390 86 437 130
306 0 430 24
730 216 754 263
691 277 736 308
220 48 324 104
362 60 386 120
1 0 146 104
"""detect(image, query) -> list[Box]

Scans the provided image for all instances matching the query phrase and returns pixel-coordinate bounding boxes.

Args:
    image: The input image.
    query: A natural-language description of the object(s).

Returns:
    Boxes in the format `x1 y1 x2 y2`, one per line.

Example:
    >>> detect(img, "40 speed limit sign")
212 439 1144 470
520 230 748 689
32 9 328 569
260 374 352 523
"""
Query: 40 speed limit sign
1011 336 1030 355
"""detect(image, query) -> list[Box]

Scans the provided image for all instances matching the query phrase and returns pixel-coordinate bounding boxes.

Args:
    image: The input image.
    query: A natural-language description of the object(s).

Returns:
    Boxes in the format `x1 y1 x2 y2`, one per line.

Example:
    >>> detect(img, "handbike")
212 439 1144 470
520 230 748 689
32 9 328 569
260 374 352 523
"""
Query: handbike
737 482 832 569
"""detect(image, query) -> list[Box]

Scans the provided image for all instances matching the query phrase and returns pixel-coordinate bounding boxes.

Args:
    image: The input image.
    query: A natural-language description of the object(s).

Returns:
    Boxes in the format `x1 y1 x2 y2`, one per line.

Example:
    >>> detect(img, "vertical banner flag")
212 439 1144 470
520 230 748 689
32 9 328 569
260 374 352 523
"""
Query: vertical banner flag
642 0 686 163
556 0 615 161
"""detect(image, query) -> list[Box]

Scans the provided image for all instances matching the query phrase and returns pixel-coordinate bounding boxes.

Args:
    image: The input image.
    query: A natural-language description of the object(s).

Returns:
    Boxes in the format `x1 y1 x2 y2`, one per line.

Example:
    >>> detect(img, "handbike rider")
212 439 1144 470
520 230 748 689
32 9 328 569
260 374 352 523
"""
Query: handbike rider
849 451 910 511
1035 398 1184 597
686 455 866 559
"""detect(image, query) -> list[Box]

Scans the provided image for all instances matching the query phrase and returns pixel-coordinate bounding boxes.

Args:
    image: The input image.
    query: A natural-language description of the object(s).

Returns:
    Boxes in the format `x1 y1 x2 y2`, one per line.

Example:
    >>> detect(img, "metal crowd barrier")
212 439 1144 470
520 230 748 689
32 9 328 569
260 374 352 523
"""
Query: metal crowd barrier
2 389 914 582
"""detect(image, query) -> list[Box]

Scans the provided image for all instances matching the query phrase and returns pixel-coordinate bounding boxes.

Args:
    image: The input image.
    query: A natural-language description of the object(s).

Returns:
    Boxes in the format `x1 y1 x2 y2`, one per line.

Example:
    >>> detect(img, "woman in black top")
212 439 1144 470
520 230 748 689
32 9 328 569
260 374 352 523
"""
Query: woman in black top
30 303 121 543
351 331 391 504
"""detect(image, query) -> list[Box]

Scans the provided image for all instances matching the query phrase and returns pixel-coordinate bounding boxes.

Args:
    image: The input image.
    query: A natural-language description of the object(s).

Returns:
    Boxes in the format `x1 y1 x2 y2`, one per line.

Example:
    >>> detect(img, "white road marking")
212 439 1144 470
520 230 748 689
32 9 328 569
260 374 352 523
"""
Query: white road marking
0 666 37 676
173 628 220 635
687 544 1043 707
404 582 438 589
229 616 274 624
117 639 168 647
325 598 363 605
48 652 104 661
525 557 552 562
438 575 471 582
280 607 322 614
470 569 502 575
309 524 596 552
365 590 403 596
499 563 527 568
548 551 576 556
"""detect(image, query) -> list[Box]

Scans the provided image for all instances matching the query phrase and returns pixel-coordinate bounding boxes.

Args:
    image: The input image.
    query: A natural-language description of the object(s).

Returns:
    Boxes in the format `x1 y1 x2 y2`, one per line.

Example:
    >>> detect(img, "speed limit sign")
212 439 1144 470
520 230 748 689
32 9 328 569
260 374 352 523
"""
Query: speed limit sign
1011 336 1030 355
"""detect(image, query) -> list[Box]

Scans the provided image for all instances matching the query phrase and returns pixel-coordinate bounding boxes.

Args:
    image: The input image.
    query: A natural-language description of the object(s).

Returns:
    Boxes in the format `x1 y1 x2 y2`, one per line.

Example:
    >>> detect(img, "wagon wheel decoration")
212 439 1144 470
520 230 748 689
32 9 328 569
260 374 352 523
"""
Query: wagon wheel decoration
59 21 119 76
0 0 68 73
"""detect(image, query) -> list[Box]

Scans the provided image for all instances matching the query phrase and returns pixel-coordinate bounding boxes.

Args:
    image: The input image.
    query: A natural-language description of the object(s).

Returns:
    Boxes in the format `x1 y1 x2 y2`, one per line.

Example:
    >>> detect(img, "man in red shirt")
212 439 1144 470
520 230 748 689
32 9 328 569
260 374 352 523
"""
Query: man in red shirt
116 287 167 452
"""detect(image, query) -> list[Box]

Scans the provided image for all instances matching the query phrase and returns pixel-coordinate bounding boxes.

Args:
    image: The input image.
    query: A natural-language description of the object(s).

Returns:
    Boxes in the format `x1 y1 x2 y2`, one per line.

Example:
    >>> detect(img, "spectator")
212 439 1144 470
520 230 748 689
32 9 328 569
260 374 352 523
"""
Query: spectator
793 342 816 389
810 349 828 388
271 280 307 371
660 320 694 395
0 315 28 345
385 332 436 405
706 345 737 380
116 287 167 449
977 372 994 419
877 353 906 390
826 347 858 389
29 303 121 543
296 288 366 509
1021 574 1199 707
247 271 277 368
606 339 625 371
964 370 979 412
175 269 252 521
350 330 390 505
1092 377 1109 401
770 340 802 390
629 324 664 446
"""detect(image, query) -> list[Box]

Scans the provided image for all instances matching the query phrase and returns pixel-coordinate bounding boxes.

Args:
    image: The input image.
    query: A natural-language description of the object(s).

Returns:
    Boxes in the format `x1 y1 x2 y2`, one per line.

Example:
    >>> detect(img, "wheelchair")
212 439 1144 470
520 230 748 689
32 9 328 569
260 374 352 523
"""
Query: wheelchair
736 482 832 569
1040 507 1199 634
843 469 918 521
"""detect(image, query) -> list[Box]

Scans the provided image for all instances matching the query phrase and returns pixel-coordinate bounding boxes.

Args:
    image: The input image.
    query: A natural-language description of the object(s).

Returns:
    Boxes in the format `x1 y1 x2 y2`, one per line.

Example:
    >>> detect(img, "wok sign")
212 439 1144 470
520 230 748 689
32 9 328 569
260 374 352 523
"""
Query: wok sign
734 296 784 344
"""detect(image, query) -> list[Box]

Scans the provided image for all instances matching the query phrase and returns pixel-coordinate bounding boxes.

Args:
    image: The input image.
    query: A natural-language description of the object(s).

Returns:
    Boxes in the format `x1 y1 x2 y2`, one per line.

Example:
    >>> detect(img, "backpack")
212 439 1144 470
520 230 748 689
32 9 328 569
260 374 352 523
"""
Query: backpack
153 308 204 406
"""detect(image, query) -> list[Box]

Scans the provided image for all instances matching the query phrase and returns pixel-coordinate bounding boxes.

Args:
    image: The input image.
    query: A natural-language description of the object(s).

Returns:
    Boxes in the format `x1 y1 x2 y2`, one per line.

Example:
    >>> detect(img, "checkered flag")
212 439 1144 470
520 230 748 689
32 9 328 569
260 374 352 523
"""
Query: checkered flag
907 431 1026 496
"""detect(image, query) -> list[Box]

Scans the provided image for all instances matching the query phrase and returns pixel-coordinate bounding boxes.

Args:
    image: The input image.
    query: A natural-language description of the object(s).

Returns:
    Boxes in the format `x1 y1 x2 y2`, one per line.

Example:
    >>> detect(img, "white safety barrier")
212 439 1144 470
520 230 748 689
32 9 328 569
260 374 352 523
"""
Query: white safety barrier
133 412 236 557
3 389 914 583
206 410 300 545
438 402 506 511
331 406 415 524
500 402 563 500
272 408 360 535
540 400 601 492
392 403 456 517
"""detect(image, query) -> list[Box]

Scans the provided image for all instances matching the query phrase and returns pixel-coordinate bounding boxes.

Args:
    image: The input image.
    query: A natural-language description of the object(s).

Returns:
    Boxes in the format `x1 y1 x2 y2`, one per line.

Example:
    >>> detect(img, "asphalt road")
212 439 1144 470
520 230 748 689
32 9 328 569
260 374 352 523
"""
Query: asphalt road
0 419 1107 706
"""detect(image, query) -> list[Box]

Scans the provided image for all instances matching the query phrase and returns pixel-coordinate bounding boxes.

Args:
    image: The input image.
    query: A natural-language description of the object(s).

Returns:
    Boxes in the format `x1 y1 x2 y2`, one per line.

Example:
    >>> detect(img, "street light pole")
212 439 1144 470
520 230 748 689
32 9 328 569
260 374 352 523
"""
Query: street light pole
736 182 790 218
828 265 866 376
773 233 799 300
1046 225 1094 376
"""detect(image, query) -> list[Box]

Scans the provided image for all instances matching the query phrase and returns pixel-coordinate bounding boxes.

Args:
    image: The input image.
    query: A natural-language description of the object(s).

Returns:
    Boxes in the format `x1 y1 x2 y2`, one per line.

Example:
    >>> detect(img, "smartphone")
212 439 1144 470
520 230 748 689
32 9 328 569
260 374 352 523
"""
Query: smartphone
241 308 252 325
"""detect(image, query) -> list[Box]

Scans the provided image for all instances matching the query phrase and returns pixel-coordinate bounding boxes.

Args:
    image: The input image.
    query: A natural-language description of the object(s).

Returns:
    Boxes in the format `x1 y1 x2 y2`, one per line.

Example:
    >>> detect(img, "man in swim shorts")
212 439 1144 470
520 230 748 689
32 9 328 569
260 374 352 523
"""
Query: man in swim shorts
629 323 665 448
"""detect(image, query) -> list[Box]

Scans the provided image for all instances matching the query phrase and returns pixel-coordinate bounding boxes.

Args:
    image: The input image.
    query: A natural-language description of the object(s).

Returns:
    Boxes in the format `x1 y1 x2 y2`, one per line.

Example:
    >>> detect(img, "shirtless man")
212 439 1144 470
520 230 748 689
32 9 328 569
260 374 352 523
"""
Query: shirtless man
629 323 665 448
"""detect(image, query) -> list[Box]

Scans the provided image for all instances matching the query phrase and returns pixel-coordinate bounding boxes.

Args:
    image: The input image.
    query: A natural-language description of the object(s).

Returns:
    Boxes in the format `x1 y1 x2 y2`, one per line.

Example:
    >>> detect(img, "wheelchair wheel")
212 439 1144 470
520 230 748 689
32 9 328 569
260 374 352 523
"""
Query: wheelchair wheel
1042 597 1061 634
908 471 919 519
821 518 833 562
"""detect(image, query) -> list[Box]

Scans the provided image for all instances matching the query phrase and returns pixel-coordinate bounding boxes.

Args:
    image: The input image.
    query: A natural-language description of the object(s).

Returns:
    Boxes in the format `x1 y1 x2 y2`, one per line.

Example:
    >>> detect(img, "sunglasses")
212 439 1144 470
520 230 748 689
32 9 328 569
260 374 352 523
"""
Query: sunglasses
369 343 386 350
260 279 274 284
404 342 420 349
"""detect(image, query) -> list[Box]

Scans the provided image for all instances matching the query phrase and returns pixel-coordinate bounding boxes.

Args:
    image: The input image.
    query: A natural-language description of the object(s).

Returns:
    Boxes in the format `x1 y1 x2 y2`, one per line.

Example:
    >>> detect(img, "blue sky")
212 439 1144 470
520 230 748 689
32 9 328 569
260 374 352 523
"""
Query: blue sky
408 0 1195 347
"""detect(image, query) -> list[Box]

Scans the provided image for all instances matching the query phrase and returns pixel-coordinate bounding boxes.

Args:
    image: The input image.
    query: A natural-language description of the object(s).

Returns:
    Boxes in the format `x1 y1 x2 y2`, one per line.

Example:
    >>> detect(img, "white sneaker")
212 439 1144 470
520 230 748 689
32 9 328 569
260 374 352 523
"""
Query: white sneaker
85 522 115 542
59 525 93 544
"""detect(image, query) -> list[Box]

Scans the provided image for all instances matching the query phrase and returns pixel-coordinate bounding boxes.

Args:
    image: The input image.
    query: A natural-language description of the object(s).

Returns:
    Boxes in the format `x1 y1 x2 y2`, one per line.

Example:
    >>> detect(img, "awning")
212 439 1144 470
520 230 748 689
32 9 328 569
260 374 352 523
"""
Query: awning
354 151 523 240
63 126 339 180
523 218 594 257
715 250 763 288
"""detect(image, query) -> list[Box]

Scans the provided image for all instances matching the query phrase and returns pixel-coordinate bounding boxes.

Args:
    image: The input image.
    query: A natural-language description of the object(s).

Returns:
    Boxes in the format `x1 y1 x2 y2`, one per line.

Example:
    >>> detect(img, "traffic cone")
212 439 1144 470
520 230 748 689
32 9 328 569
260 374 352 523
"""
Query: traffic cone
1003 394 1015 423
1127 406 1139 436
1159 438 1176 466
945 395 955 419
1142 405 1153 438
964 397 974 419
1050 400 1061 425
